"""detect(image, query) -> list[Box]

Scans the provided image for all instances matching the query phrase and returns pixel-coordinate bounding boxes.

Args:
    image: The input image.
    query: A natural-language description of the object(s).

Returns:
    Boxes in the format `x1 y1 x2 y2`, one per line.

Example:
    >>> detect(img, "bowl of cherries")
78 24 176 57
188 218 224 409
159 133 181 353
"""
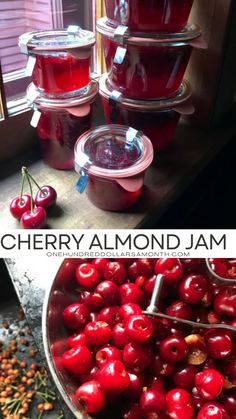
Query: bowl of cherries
42 258 236 419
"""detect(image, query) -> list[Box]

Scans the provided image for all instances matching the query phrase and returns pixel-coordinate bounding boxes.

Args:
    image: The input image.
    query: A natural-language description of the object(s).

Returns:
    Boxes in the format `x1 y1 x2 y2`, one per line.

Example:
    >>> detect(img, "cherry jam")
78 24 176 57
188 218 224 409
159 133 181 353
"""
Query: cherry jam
105 0 194 32
102 37 192 100
33 53 90 97
75 125 153 211
86 175 143 211
102 98 180 151
37 108 92 170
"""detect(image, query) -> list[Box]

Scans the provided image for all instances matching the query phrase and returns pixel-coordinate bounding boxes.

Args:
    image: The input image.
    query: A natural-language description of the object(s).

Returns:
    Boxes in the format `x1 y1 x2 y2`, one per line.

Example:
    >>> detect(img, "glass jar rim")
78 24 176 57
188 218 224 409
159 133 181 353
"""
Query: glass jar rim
74 124 153 178
27 80 98 109
99 74 192 111
19 28 95 53
96 17 202 46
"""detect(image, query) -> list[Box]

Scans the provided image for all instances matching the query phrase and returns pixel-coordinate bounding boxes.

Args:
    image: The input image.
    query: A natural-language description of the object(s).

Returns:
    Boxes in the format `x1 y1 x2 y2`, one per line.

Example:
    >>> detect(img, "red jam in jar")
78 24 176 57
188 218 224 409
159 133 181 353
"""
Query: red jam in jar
19 27 95 98
99 74 194 151
104 0 194 32
27 80 98 170
74 125 153 211
97 18 206 100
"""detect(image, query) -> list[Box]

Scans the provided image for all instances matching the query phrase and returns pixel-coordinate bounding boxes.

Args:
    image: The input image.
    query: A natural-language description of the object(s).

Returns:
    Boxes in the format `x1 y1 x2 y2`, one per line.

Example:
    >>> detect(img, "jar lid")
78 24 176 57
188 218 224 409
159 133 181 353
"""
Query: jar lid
99 74 192 111
26 80 98 109
19 26 95 54
74 124 153 178
96 17 202 46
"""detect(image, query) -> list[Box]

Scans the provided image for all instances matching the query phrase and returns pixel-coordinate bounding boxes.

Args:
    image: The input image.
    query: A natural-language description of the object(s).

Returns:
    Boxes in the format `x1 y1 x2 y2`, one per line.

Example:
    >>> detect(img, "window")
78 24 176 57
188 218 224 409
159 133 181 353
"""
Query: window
0 0 98 120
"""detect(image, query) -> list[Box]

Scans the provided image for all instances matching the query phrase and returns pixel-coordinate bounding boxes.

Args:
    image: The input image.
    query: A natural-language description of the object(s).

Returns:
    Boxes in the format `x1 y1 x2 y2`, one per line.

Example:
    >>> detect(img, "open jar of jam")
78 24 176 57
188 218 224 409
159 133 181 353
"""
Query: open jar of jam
99 74 194 151
27 80 98 170
19 27 95 98
74 124 153 211
97 18 207 100
104 0 194 33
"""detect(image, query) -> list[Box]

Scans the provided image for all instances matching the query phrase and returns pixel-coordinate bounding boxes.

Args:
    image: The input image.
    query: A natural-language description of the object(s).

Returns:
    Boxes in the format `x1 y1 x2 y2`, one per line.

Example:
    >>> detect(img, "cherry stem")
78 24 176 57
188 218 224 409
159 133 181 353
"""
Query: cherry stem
20 169 26 205
26 171 46 197
25 170 34 214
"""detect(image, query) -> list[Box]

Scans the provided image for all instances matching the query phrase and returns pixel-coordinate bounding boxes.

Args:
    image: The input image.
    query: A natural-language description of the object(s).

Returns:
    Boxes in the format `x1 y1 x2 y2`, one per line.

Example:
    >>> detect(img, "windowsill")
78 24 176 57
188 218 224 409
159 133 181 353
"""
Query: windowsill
1 108 236 230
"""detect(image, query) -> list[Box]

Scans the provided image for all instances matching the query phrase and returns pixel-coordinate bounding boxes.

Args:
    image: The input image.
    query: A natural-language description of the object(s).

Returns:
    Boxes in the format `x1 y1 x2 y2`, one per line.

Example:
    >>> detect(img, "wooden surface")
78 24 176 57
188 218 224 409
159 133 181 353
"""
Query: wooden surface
1 111 236 230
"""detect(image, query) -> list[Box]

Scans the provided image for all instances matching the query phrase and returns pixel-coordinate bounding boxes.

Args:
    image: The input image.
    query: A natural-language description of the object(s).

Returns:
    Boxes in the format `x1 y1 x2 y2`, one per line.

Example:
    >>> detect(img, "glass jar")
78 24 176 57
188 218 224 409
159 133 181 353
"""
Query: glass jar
104 0 194 33
99 74 194 151
74 125 153 211
19 27 95 98
96 18 206 100
27 80 98 170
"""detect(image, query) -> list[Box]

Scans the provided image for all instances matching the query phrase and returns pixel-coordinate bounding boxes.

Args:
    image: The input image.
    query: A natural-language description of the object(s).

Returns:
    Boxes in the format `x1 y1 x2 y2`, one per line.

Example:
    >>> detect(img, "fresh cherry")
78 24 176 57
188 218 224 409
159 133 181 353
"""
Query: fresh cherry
84 321 111 347
10 194 32 220
63 303 90 330
20 206 47 229
159 336 188 362
95 280 120 306
104 261 127 285
119 283 144 306
123 343 153 372
67 332 87 348
204 329 232 359
95 345 121 367
62 345 92 375
197 402 230 419
178 274 208 304
195 368 224 400
173 364 197 390
98 360 130 394
75 380 105 413
155 258 184 284
124 314 153 344
166 388 194 419
140 388 166 414
76 263 100 289
34 185 57 209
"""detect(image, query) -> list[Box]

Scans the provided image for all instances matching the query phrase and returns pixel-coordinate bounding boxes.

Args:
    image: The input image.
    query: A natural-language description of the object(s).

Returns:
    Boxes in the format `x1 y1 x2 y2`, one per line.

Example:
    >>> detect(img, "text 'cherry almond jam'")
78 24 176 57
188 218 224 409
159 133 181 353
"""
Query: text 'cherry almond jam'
19 27 95 98
99 75 194 152
104 0 194 32
27 81 98 170
74 125 153 211
97 18 206 100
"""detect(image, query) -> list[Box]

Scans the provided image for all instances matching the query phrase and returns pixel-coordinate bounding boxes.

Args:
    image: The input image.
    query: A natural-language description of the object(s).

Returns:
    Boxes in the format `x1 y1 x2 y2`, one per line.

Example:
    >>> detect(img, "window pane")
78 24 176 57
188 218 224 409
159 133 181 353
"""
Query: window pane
0 0 94 112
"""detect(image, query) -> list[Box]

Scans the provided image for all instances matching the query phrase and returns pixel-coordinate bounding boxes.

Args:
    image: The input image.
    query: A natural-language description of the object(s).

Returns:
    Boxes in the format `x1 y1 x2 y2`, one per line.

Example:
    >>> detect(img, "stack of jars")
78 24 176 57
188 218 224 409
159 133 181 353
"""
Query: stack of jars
98 0 207 151
18 26 98 169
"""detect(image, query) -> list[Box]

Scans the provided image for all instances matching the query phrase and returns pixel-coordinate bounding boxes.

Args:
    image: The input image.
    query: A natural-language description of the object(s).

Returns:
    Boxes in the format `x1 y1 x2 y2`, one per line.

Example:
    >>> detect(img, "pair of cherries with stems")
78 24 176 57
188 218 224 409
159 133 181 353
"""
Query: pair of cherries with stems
10 166 57 229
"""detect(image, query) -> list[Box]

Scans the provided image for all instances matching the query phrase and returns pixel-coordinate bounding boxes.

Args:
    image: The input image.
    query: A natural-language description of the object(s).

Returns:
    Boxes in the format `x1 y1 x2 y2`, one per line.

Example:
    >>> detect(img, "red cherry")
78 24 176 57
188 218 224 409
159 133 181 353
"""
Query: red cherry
123 343 153 372
10 194 31 219
20 206 47 229
204 329 232 359
84 321 111 347
95 280 120 306
63 303 90 330
136 258 153 277
159 336 188 363
178 274 208 304
166 300 192 320
75 380 105 413
214 287 236 317
222 355 236 379
166 388 194 419
151 354 175 377
119 303 142 321
145 375 165 393
197 402 230 419
98 306 120 326
126 371 143 400
119 283 144 306
140 388 166 414
173 364 197 390
195 368 224 400
79 291 103 312
98 360 130 394
155 258 184 284
34 185 57 209
75 263 100 289
62 345 92 375
79 363 99 384
124 314 153 344
67 332 87 348
222 391 236 414
95 345 122 367
112 323 128 348
91 258 109 273
104 261 127 285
